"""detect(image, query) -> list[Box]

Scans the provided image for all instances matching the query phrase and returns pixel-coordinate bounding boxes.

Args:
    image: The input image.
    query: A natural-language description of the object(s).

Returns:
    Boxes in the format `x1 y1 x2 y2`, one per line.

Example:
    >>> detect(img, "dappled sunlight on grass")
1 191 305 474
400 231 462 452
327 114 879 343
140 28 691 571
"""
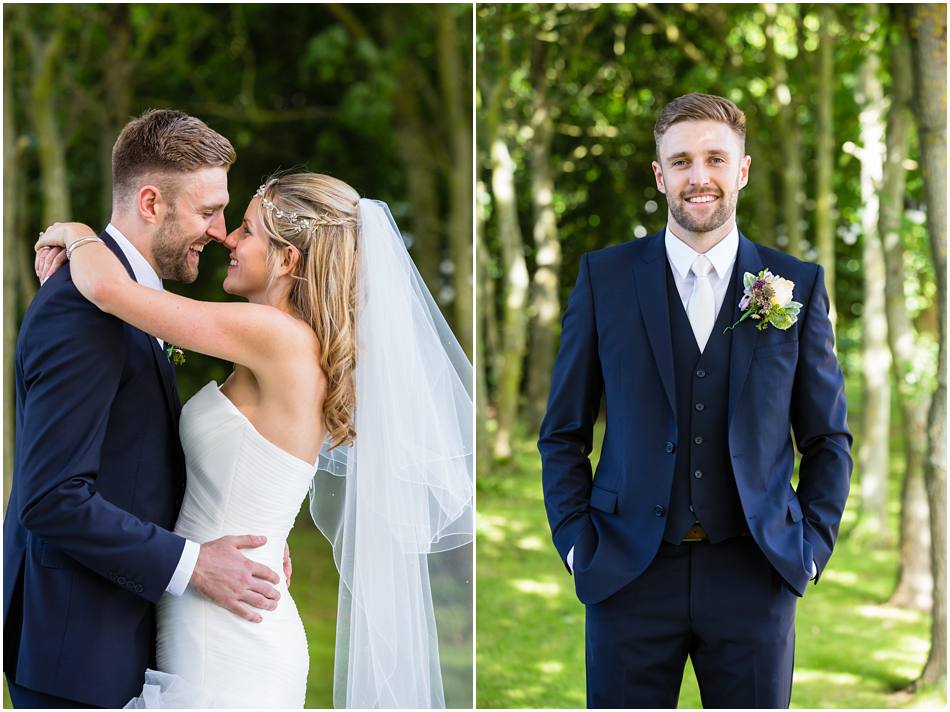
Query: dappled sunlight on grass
795 669 863 686
820 568 860 585
538 660 565 674
512 578 563 597
856 604 926 624
516 535 546 551
477 512 510 543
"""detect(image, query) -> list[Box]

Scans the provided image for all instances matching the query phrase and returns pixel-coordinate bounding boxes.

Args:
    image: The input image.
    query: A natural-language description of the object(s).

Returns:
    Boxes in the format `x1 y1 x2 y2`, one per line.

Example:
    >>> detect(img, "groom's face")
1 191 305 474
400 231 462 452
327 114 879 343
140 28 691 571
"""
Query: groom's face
651 120 750 236
151 167 230 283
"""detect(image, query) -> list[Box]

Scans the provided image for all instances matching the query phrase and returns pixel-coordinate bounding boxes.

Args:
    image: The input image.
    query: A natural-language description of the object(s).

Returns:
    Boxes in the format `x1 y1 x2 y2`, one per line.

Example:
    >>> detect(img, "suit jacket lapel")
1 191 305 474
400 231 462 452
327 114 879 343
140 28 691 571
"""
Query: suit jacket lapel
100 230 181 431
632 233 677 419
727 232 761 427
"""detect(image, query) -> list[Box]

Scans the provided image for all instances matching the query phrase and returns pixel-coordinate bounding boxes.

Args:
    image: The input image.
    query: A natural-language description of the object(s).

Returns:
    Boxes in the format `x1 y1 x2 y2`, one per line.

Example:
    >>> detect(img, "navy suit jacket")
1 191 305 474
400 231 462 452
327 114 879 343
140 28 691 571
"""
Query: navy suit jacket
539 229 852 605
3 232 187 708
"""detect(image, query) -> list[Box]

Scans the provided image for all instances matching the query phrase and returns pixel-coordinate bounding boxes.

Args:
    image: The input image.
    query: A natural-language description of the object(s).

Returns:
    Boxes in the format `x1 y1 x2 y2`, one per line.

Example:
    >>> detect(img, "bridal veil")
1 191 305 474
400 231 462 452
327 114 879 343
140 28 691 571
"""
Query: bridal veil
310 199 473 708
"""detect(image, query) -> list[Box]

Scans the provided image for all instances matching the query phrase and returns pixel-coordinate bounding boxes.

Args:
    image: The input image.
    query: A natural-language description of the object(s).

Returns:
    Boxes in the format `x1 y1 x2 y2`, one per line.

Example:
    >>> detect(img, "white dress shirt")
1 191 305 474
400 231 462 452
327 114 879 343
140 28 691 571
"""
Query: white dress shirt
567 225 816 579
664 224 739 318
105 223 199 596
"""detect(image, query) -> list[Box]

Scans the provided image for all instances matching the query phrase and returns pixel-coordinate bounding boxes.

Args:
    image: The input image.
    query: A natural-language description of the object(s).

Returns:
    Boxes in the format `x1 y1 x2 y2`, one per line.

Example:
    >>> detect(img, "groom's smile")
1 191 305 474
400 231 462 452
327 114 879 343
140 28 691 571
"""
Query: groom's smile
187 241 207 266
683 191 720 205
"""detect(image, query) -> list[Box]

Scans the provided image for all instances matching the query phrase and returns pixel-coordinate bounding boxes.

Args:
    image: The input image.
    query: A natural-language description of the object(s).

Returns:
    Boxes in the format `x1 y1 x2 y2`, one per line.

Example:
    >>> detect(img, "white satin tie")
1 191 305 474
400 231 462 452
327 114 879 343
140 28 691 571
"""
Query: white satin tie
687 254 715 352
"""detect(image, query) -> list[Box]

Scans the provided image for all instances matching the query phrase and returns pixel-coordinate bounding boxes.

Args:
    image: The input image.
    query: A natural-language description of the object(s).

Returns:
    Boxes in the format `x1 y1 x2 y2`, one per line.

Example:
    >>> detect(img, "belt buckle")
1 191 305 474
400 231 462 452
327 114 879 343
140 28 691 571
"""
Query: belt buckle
683 523 707 542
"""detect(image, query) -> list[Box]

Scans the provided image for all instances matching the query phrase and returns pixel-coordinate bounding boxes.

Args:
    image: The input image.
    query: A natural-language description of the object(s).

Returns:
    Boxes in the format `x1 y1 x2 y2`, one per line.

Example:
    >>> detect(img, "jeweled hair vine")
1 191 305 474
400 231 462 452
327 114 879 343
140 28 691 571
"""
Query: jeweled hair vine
255 178 359 242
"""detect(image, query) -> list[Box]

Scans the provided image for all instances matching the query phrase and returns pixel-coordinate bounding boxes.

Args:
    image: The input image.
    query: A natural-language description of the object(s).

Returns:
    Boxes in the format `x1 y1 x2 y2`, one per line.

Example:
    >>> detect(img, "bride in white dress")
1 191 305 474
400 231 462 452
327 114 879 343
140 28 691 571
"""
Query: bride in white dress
38 173 473 709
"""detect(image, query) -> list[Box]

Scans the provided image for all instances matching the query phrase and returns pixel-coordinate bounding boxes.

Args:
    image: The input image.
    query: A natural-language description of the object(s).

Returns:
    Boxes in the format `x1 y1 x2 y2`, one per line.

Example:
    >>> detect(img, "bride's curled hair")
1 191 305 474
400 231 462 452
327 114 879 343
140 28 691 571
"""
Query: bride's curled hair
256 172 359 448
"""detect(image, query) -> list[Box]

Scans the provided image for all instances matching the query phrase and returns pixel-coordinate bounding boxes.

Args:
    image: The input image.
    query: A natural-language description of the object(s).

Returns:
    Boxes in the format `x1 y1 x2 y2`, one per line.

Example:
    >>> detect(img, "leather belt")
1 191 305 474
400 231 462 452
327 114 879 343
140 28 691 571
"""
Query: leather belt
681 523 753 543
682 523 708 542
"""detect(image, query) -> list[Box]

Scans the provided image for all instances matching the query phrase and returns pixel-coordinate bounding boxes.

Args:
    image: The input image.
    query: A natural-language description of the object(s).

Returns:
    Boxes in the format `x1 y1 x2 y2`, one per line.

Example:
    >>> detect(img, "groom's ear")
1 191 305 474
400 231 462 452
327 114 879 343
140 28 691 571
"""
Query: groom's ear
137 185 165 225
651 160 666 194
738 154 751 190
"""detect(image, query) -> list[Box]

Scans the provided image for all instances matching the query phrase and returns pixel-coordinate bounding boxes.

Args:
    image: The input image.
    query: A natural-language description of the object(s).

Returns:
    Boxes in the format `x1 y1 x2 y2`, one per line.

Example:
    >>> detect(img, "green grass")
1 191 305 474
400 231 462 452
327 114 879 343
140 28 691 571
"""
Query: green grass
475 424 945 709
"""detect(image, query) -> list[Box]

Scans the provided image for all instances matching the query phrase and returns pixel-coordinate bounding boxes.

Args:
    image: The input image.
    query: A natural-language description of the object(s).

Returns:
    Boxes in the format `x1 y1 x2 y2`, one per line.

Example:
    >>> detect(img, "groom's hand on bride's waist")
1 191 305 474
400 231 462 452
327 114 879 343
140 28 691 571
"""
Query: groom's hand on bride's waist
190 535 282 623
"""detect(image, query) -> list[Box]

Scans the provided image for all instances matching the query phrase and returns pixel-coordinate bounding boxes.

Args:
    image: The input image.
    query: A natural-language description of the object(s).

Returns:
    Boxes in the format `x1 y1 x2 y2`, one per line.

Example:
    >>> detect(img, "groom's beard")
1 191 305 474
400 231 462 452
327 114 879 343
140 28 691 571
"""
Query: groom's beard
153 211 199 283
667 177 740 235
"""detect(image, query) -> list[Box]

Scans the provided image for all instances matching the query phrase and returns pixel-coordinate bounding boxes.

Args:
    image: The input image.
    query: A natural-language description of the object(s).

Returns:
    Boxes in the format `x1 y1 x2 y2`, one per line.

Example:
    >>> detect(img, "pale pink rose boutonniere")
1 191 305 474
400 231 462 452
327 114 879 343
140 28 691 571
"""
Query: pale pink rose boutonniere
725 269 803 333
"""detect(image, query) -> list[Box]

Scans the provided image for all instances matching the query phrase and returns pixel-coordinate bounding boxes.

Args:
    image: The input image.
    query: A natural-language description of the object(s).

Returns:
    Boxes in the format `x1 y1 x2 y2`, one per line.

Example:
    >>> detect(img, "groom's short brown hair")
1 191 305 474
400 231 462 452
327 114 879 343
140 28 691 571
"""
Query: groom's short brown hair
654 93 746 158
111 109 236 207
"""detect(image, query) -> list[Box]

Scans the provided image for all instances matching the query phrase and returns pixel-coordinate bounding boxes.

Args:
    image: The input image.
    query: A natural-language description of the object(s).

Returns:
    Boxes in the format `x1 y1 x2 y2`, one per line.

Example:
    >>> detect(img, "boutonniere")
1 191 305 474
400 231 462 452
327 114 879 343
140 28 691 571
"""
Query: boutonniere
725 269 803 333
165 343 186 366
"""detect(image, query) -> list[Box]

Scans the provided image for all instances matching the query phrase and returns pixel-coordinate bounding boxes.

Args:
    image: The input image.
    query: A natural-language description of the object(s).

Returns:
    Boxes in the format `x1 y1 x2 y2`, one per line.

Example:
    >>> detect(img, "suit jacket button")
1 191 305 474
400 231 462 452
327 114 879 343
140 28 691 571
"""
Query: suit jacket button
696 369 707 378
694 470 703 479
654 505 666 517
695 402 705 411
665 441 675 453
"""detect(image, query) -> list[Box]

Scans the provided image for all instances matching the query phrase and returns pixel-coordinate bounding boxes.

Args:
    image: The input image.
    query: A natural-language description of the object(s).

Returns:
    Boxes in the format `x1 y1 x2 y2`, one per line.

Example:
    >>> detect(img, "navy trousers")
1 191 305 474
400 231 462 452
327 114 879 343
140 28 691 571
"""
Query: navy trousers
585 536 797 709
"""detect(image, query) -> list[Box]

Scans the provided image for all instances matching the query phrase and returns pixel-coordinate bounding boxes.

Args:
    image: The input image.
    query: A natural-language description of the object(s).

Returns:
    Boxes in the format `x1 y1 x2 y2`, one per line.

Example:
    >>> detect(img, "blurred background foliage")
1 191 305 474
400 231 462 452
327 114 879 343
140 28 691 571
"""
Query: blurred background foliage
3 3 472 708
476 2 946 708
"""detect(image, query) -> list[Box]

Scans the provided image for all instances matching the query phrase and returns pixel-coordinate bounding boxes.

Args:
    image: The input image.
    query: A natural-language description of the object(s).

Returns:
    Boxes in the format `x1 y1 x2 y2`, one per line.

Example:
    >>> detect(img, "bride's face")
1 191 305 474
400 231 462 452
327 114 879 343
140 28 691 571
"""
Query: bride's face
222 198 272 299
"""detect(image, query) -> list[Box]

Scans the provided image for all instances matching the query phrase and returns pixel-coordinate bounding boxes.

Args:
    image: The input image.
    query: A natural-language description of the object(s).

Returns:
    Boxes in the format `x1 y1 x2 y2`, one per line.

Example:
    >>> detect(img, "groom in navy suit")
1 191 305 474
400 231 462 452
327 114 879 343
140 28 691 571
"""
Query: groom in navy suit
4 110 283 708
539 94 852 708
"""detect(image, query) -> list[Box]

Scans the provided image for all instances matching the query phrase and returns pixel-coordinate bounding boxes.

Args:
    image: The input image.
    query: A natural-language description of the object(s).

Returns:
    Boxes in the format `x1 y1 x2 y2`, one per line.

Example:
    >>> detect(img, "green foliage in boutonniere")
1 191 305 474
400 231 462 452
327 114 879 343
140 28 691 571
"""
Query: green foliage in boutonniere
165 343 186 366
725 268 803 333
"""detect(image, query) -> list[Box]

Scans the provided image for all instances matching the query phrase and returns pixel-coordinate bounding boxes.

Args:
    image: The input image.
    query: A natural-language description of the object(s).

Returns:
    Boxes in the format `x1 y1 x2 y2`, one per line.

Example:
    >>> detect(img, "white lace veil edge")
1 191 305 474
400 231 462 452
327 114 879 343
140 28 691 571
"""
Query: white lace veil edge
309 199 474 709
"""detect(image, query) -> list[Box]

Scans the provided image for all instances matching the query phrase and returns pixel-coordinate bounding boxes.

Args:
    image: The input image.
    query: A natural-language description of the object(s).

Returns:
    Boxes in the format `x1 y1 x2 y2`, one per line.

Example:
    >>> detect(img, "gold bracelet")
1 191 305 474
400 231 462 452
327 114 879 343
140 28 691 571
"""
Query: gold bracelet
65 236 104 260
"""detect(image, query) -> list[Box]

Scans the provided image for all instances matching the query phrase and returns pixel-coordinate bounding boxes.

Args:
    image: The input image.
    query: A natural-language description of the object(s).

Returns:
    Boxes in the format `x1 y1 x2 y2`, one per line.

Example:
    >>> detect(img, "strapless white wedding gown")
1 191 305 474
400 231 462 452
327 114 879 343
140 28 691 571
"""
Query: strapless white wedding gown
127 381 316 708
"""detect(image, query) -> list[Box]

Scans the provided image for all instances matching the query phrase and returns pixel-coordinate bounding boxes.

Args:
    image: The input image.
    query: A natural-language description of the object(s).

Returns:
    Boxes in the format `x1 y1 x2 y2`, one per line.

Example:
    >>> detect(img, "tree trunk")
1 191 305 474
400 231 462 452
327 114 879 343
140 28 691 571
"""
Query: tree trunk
475 180 491 478
490 133 529 460
906 2 947 689
436 5 473 358
27 25 71 226
745 113 776 249
765 4 803 257
101 5 134 222
881 21 932 610
815 5 837 326
890 435 932 610
390 57 443 298
856 31 891 543
4 29 17 511
524 40 561 432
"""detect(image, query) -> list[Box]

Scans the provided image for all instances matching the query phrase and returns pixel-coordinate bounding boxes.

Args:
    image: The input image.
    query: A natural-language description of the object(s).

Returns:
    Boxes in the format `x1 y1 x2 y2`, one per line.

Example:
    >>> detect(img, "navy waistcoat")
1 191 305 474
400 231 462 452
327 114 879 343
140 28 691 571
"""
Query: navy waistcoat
662 258 746 543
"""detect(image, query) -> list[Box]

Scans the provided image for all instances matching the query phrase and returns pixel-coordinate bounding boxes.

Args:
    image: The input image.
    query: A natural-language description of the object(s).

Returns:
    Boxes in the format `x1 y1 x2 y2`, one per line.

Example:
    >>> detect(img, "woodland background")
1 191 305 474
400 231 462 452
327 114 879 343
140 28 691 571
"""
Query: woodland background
476 3 947 708
2 3 473 708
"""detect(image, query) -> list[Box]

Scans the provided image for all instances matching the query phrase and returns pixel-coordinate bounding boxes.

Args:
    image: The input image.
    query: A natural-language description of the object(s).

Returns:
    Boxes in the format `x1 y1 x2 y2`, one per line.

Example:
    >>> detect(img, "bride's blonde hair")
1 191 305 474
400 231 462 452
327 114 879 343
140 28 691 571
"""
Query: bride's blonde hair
256 172 359 447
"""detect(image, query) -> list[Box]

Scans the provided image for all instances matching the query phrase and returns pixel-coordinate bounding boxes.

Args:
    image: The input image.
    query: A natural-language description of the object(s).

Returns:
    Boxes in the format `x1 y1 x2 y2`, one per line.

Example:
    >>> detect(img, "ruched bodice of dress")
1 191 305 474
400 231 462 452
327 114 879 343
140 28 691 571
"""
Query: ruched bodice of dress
152 381 316 708
174 381 316 575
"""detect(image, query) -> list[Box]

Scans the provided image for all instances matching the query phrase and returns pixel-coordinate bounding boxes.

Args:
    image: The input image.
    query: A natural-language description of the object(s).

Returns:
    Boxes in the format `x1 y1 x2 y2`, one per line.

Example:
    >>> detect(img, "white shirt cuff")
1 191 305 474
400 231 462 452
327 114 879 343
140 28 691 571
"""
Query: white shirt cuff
810 559 817 579
166 539 200 596
567 546 574 573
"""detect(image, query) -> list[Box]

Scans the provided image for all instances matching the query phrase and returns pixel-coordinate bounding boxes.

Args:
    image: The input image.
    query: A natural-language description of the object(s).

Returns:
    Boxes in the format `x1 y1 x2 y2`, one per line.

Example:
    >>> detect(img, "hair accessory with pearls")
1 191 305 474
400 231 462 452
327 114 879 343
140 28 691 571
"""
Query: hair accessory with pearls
256 179 359 235
255 179 314 235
